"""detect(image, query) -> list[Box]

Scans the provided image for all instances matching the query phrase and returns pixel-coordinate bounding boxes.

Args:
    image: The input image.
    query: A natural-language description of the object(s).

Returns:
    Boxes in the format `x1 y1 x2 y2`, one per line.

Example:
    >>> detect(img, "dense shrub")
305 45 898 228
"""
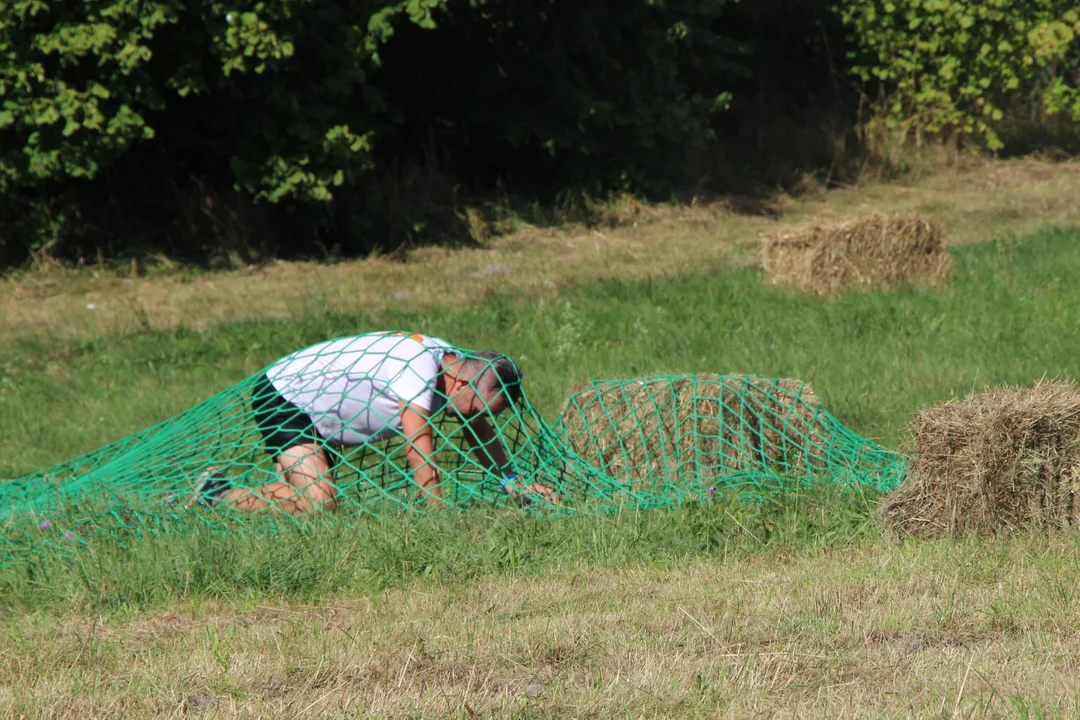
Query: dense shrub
839 0 1080 150
0 0 1076 269
0 0 742 266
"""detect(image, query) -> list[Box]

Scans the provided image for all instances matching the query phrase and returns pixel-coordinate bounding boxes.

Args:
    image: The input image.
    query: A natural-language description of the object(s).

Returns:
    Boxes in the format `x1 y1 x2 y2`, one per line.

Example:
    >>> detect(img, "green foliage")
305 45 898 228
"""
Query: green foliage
0 0 745 264
838 0 1080 149
0 0 446 204
2 0 1076 266
0 0 169 187
374 0 740 190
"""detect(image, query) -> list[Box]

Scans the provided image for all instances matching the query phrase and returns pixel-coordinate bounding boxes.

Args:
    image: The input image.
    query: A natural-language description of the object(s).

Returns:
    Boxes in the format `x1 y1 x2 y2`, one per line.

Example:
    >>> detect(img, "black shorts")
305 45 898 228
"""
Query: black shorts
251 374 327 458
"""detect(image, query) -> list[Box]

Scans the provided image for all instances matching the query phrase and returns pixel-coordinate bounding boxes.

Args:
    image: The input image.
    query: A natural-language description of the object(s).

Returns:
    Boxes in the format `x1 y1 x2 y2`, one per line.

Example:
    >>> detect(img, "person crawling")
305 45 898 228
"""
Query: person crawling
191 331 558 513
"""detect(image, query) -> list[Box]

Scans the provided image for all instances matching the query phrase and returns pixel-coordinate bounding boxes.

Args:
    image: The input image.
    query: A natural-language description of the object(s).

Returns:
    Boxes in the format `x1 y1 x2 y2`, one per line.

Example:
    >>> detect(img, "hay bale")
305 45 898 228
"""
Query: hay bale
880 382 1080 538
734 376 829 474
558 374 829 488
674 375 751 477
764 214 951 296
558 377 704 488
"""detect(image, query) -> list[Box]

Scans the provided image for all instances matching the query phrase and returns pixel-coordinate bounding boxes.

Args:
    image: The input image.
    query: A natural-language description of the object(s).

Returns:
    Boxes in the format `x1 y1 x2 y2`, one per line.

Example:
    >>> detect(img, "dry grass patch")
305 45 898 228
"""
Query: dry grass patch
5 538 1080 718
763 213 951 295
881 381 1080 538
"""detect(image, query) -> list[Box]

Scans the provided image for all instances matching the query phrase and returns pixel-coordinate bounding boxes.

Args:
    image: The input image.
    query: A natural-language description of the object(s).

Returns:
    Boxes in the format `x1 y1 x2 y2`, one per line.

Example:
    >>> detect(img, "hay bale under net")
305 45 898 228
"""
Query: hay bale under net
880 382 1080 538
556 375 727 491
764 213 951 296
556 374 891 496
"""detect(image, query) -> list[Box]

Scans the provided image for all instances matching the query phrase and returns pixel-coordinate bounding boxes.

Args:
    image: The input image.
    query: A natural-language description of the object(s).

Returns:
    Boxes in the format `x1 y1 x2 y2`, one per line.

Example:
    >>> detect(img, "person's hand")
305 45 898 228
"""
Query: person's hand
503 474 559 506
418 468 447 509
520 482 559 505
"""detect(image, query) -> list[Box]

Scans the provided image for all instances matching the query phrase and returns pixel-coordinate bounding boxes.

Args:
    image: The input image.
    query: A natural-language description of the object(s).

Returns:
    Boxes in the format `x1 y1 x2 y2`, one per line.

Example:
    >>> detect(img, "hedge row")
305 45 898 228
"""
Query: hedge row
0 0 1077 267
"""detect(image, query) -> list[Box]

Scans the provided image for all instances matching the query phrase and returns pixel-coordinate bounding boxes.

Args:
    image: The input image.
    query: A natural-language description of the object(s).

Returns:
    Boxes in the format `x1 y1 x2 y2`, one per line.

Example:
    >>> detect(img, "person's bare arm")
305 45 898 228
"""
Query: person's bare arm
463 415 559 503
400 402 442 504
462 415 511 474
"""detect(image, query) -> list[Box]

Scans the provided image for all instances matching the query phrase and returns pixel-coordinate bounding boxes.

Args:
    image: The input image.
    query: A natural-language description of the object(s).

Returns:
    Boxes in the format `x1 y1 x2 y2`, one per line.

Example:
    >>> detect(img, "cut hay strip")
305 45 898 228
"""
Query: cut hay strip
880 381 1080 538
558 374 829 490
764 213 951 296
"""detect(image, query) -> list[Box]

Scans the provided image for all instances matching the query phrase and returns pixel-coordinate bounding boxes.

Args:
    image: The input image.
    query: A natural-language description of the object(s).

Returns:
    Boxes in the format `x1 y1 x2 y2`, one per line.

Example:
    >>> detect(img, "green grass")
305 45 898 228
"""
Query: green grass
0 485 876 614
4 226 1080 717
1 226 1078 609
8 526 1080 718
3 227 1078 479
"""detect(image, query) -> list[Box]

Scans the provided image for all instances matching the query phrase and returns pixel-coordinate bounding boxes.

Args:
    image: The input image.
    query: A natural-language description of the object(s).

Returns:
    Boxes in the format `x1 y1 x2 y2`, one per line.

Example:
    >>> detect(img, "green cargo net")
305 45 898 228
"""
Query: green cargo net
0 332 907 565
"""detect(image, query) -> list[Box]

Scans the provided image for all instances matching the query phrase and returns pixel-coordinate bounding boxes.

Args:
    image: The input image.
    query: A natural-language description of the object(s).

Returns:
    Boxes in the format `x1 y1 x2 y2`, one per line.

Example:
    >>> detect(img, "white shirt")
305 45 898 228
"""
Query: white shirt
265 332 456 446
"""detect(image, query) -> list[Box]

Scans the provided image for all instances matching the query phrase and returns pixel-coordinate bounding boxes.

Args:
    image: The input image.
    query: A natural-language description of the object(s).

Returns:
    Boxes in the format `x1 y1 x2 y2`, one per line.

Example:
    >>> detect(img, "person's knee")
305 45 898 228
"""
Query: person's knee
306 482 339 512
254 483 308 514
278 443 325 467
313 481 339 501
278 475 339 511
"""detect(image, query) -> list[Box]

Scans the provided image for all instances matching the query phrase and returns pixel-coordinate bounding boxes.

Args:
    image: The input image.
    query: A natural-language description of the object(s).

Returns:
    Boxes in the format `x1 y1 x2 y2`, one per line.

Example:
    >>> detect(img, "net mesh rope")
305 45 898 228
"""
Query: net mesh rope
1 332 907 565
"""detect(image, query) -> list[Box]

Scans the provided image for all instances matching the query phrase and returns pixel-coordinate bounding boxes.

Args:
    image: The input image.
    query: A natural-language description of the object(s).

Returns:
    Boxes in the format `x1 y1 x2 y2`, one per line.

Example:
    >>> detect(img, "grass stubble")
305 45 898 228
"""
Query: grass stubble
6 508 1080 718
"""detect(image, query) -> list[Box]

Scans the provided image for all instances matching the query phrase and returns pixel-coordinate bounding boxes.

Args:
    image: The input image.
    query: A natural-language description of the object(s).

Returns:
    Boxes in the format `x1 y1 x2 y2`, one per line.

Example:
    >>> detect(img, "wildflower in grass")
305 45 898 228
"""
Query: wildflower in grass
64 531 75 539
39 520 52 530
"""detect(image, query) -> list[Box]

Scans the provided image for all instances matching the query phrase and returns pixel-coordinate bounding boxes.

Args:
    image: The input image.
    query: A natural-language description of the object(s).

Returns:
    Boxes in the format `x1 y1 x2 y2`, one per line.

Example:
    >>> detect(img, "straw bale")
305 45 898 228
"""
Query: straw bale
734 376 829 473
880 382 1080 537
558 377 702 489
558 374 828 488
764 213 951 296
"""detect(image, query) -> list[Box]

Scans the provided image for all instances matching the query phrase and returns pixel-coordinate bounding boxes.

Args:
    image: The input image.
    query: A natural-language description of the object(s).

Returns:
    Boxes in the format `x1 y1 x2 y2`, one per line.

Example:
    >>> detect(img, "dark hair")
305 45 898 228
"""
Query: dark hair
462 350 525 407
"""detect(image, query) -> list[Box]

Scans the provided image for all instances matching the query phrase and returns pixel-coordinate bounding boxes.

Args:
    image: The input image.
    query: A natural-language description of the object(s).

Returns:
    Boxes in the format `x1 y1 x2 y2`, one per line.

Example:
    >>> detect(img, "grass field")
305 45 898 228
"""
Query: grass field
3 164 1080 718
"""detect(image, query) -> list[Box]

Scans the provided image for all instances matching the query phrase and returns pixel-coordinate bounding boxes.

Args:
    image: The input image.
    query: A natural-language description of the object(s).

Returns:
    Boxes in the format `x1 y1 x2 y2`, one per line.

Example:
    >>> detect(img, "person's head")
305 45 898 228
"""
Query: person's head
440 350 525 420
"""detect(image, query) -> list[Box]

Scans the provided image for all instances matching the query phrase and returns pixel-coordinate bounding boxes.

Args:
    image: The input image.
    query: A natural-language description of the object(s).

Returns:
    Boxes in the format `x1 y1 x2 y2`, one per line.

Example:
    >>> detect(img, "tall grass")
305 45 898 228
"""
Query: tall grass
0 485 878 614
2 227 1079 613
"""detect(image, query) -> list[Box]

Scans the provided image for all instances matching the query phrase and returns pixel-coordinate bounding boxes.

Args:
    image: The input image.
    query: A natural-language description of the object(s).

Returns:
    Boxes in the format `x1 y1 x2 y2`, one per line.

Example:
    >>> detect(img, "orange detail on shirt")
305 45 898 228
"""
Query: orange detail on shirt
388 331 426 343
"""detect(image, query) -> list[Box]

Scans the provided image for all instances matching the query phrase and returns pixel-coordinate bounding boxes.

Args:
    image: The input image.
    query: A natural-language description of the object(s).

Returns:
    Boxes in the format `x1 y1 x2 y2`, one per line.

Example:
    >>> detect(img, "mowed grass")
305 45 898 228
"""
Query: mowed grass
9 526 1080 718
7 507 1080 718
5 157 1080 348
2 226 1080 717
